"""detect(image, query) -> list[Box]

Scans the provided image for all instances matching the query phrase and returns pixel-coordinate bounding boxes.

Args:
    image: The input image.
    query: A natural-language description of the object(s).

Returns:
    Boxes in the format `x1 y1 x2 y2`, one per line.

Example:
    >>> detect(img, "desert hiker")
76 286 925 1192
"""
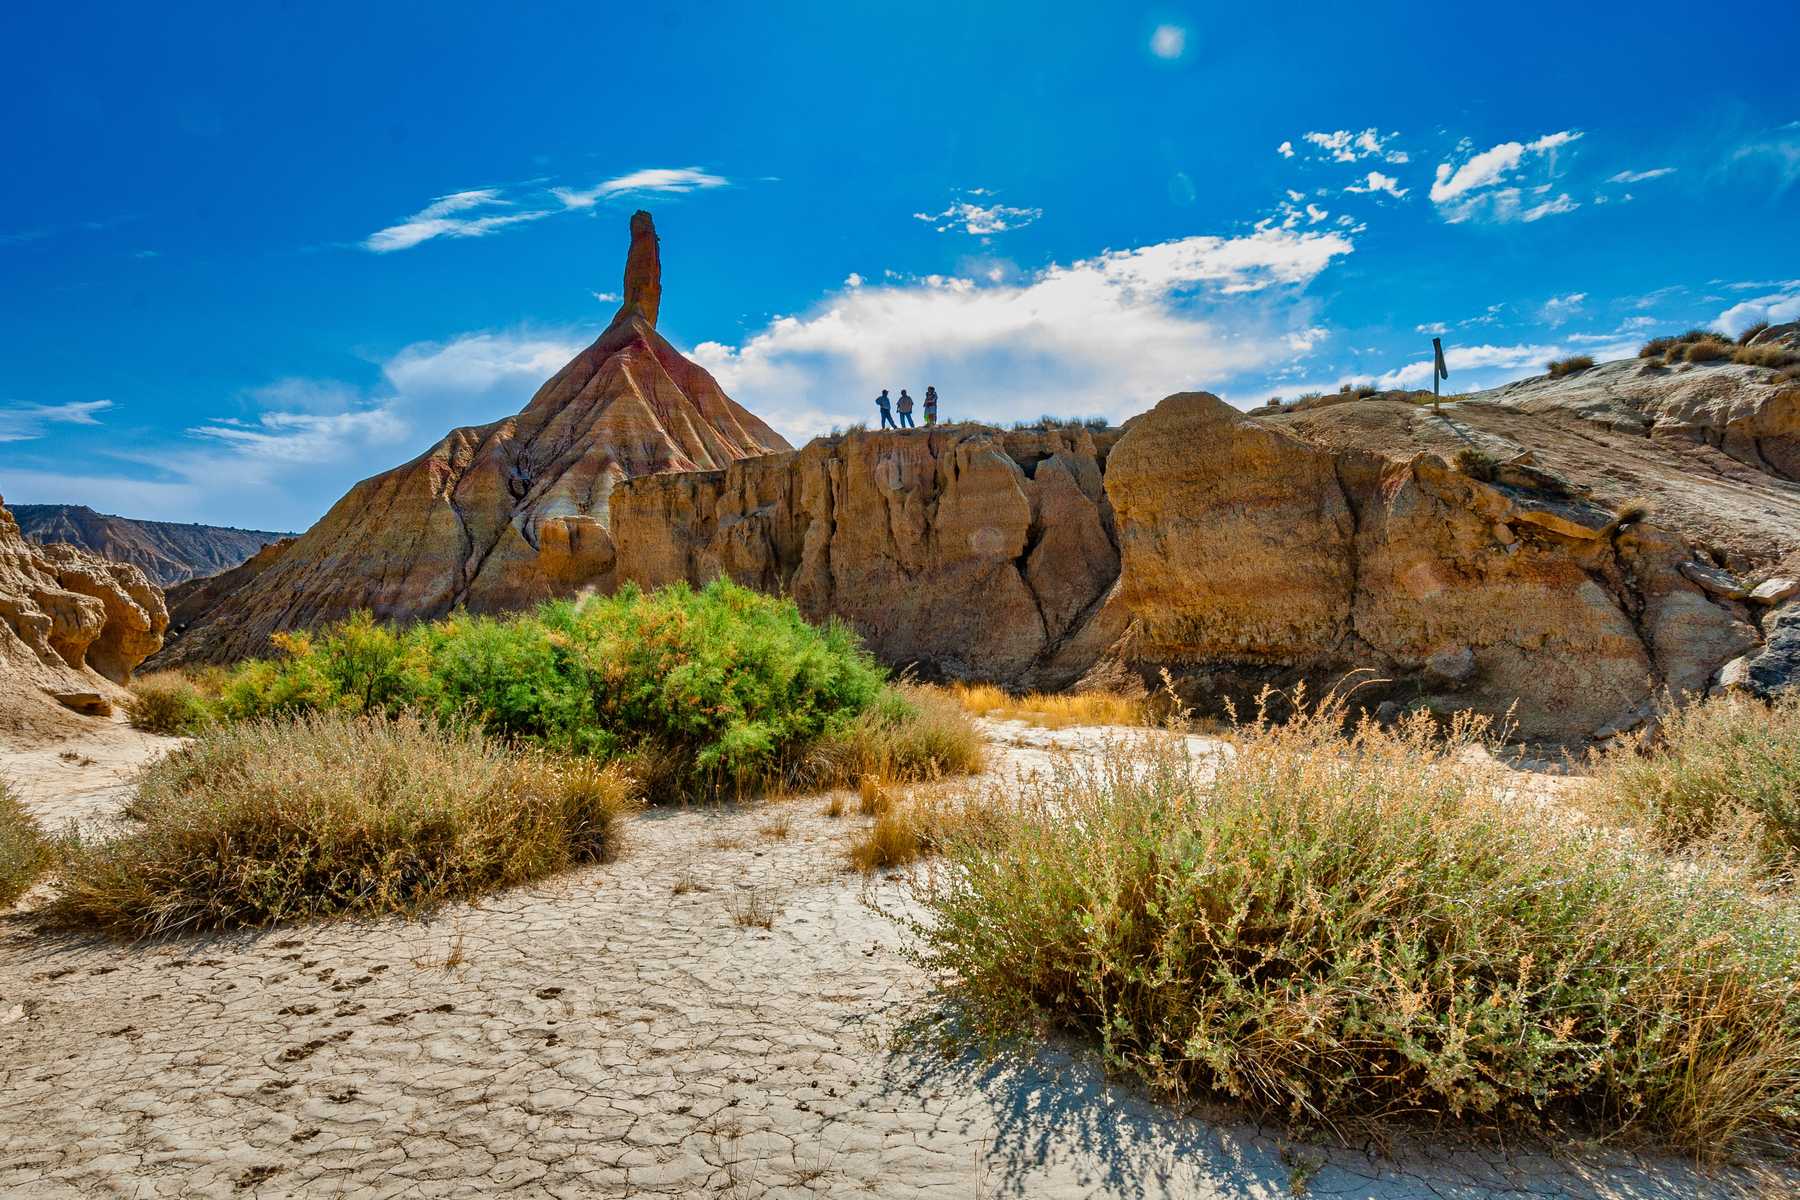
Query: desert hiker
923 385 938 426
897 388 915 428
876 388 896 429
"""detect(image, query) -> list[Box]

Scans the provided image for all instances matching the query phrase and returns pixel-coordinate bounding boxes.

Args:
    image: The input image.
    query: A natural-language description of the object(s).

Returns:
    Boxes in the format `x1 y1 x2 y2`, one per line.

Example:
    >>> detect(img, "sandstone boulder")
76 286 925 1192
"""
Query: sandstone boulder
0 497 167 730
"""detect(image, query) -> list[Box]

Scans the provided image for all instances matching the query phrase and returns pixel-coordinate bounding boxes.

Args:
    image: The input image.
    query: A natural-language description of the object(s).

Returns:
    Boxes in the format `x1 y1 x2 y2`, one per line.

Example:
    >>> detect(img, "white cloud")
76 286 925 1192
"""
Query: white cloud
1429 131 1583 222
1345 170 1408 198
551 167 729 209
1277 140 1295 159
1149 24 1186 59
1717 285 1800 336
1608 167 1676 184
364 189 555 253
686 228 1353 439
913 195 1043 235
1305 203 1329 223
1373 342 1566 390
1299 128 1408 165
591 290 620 303
1539 292 1586 324
1416 322 1449 335
10 330 593 528
0 399 113 443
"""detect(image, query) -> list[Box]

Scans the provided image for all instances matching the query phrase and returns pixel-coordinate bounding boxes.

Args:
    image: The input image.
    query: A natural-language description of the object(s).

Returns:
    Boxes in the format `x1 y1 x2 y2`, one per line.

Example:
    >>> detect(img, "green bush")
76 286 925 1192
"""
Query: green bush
1546 354 1594 378
910 695 1800 1152
0 782 52 907
48 711 637 934
195 580 968 799
125 673 214 735
1593 693 1800 868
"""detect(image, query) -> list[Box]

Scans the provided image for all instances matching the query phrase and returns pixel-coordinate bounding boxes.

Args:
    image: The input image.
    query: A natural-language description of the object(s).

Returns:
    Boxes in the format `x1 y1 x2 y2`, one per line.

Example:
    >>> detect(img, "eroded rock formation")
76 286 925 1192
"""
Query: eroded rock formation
9 505 293 587
611 425 1124 688
153 211 788 668
0 498 168 723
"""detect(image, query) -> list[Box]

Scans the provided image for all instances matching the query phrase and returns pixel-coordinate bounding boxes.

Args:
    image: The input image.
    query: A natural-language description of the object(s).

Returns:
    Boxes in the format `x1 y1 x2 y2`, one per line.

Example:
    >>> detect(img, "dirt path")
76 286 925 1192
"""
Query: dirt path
0 720 1790 1198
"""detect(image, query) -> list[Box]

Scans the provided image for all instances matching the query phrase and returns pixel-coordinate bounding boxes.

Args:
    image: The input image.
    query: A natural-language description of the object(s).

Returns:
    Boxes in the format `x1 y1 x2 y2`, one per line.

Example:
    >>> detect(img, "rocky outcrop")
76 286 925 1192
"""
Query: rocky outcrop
611 425 1124 689
0 498 167 724
9 505 293 587
152 211 788 668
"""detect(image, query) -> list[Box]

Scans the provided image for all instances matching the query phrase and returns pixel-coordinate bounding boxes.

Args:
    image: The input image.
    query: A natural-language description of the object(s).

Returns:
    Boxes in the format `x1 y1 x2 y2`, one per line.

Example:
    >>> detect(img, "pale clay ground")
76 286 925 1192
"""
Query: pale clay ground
1 716 1793 1199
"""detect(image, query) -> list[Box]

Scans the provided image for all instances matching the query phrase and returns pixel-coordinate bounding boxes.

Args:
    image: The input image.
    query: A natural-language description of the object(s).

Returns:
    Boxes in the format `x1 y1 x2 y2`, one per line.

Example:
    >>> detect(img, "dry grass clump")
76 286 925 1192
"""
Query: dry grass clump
125 672 214 735
848 786 1007 873
797 684 985 789
1639 327 1799 375
47 711 638 935
1546 354 1595 378
941 682 1153 729
1591 692 1800 871
0 782 53 908
911 692 1800 1152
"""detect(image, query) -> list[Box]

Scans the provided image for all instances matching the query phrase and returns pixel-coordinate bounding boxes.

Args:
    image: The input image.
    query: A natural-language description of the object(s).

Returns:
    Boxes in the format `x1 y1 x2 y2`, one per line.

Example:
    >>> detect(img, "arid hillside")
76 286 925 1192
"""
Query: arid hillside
10 504 293 587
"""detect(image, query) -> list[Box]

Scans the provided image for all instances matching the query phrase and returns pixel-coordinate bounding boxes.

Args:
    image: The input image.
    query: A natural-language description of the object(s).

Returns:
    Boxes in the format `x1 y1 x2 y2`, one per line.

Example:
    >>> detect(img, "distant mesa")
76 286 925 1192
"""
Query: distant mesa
151 209 790 668
9 504 294 588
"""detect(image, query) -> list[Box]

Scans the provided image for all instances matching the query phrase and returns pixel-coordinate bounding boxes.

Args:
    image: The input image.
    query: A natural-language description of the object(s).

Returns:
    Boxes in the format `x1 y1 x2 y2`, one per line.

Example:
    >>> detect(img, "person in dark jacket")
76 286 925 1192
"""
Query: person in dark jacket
897 388 915 428
876 388 896 429
923 385 938 426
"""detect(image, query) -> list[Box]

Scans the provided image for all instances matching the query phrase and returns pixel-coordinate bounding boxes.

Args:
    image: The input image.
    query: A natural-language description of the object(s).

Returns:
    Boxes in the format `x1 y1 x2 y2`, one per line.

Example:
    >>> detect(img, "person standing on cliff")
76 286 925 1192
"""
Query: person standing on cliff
876 389 896 429
923 385 938 426
897 388 916 428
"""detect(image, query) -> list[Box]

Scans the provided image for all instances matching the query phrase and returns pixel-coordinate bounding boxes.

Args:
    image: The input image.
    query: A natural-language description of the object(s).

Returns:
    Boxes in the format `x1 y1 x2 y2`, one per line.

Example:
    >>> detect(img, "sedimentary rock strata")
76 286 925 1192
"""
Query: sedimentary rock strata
152 211 787 668
0 497 167 722
9 504 292 587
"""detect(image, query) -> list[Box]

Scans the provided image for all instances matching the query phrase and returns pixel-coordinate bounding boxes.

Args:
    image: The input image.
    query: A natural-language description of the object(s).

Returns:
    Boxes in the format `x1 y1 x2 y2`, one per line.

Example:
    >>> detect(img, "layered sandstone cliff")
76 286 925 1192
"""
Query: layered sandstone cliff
0 497 168 730
153 211 788 668
609 354 1800 740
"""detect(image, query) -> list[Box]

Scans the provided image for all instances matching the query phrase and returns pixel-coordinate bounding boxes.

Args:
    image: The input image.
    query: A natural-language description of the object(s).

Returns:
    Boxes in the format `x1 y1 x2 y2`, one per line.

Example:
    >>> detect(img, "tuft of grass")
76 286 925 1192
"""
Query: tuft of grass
125 673 214 735
1591 693 1800 870
1452 445 1500 481
940 682 1154 729
1641 329 1731 359
728 890 779 929
1682 338 1732 363
910 691 1800 1153
46 711 638 935
1546 354 1594 378
1738 321 1772 346
847 787 1006 874
0 782 53 908
797 684 985 791
1733 343 1800 371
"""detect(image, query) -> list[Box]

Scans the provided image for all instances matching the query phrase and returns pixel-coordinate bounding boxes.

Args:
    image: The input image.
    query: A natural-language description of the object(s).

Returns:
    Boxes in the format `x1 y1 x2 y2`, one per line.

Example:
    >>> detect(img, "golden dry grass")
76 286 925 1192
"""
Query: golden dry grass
847 785 1008 873
938 682 1152 729
47 711 639 935
0 782 52 908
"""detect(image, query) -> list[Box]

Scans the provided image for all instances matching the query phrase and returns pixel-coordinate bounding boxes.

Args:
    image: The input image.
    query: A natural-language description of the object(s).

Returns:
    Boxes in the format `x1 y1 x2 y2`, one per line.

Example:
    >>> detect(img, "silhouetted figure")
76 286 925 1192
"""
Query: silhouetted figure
923 385 938 426
897 388 915 428
876 388 897 429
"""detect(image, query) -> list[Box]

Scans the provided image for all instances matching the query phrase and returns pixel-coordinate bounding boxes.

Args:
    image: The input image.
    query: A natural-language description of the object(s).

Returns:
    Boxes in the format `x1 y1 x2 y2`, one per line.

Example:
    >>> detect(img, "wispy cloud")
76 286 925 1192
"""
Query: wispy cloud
1430 131 1583 223
1607 167 1676 184
364 189 555 253
1730 122 1800 193
552 167 729 209
365 168 731 253
913 192 1043 236
688 227 1353 438
1539 292 1587 324
0 399 113 443
1299 129 1409 165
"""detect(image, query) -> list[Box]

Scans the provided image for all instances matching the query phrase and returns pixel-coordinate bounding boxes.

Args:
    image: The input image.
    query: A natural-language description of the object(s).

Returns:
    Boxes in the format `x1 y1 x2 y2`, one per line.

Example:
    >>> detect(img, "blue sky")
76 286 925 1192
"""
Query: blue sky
3 1 1797 531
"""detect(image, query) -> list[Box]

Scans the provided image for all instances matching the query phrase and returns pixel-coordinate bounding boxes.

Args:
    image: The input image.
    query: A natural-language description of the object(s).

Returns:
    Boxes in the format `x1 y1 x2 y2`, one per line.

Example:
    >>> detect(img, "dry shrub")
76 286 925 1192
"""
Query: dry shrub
911 692 1800 1152
1591 692 1800 870
848 786 1006 873
942 682 1152 729
0 782 53 908
798 684 985 789
1734 343 1800 371
125 672 213 735
1546 354 1594 378
1682 338 1732 363
1738 320 1772 346
47 711 638 935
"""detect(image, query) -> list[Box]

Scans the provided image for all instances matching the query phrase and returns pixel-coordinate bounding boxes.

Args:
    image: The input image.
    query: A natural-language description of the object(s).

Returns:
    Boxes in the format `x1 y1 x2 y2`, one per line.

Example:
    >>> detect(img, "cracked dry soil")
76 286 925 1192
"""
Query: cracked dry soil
2 719 1794 1198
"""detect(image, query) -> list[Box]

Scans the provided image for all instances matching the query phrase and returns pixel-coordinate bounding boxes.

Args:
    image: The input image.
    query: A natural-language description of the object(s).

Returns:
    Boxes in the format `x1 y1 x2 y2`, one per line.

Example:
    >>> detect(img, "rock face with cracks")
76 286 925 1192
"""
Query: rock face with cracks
152 211 787 668
0 497 167 722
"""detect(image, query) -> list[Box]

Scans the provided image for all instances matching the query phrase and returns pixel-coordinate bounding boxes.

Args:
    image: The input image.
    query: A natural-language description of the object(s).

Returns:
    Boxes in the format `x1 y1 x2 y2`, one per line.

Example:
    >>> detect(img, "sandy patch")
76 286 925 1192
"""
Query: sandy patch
0 722 1790 1198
